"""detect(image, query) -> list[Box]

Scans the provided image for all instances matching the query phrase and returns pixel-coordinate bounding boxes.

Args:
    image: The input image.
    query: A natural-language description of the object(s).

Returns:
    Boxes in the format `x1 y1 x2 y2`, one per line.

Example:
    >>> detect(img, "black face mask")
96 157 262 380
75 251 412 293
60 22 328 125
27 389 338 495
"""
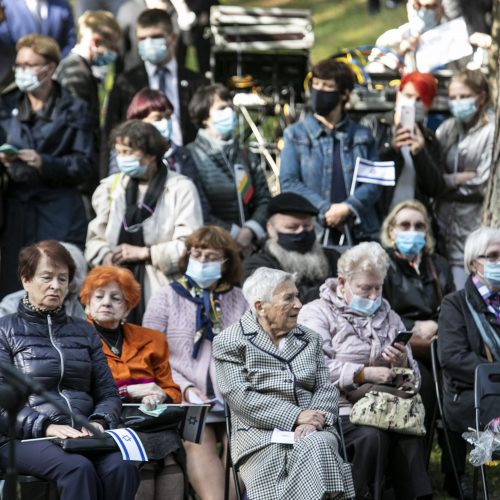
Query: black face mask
311 88 341 117
277 229 316 254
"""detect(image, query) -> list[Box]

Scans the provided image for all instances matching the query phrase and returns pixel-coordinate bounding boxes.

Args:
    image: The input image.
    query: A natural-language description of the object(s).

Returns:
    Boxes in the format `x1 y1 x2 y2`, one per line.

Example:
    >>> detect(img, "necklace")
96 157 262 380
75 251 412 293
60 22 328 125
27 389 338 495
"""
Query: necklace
108 336 121 356
93 321 123 356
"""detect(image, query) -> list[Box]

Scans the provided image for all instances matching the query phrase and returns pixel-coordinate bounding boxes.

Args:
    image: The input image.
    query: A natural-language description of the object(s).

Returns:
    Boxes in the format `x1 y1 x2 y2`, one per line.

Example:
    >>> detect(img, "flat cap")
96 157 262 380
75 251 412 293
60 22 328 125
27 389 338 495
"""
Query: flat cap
267 192 319 218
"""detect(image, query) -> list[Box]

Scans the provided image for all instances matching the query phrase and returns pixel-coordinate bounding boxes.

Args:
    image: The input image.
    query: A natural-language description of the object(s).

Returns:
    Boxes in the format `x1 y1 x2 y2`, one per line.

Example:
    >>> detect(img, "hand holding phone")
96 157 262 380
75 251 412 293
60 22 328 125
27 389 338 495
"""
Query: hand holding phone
391 330 413 347
0 144 19 156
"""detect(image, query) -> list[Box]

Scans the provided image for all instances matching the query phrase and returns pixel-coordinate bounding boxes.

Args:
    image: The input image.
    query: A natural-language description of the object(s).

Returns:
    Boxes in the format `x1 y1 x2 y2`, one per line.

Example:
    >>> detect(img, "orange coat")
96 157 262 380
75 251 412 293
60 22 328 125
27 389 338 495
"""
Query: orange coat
98 322 181 403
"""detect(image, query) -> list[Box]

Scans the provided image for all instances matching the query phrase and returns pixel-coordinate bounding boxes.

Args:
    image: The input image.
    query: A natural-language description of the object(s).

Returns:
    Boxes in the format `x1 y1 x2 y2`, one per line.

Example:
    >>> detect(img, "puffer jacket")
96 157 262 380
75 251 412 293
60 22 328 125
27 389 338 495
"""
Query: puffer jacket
298 278 419 415
0 301 121 443
187 129 270 239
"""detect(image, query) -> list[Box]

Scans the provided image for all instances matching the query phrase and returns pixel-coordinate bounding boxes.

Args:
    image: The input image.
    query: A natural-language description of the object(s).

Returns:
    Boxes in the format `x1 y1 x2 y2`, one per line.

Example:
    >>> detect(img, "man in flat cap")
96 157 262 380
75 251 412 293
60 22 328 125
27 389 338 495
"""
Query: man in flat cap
243 192 339 304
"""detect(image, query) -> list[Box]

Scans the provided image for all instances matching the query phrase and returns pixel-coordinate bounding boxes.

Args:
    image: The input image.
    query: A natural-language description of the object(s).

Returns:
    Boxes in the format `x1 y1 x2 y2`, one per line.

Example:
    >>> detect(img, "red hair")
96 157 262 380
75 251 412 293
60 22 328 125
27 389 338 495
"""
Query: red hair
126 87 173 120
80 266 141 310
400 72 437 108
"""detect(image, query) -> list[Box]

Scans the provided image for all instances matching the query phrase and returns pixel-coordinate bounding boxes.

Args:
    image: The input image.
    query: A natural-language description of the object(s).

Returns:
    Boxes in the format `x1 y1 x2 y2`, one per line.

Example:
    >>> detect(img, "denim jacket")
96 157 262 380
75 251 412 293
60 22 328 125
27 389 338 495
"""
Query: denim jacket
280 113 382 238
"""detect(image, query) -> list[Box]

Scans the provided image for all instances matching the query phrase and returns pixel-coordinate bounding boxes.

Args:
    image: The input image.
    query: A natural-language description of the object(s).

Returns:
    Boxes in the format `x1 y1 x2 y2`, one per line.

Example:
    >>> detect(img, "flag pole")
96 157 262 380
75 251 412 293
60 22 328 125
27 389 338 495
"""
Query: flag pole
338 157 361 246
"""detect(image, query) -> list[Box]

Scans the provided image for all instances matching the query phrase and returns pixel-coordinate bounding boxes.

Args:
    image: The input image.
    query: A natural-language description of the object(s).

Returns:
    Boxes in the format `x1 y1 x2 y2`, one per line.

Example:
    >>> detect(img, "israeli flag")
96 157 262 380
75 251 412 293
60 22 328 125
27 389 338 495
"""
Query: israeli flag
356 158 396 186
106 428 148 461
180 405 209 444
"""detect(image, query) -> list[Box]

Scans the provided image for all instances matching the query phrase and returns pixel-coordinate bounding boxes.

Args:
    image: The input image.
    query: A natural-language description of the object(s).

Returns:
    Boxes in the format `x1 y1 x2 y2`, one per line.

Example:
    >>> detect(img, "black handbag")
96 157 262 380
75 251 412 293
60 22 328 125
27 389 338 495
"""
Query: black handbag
123 406 187 433
52 434 118 453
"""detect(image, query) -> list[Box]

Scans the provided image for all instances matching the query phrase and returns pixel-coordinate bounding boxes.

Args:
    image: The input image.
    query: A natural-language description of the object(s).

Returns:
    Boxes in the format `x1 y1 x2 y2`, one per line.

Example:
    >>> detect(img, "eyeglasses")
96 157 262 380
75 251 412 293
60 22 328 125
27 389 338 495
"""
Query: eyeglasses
395 221 427 232
478 252 500 264
190 250 225 263
13 63 47 71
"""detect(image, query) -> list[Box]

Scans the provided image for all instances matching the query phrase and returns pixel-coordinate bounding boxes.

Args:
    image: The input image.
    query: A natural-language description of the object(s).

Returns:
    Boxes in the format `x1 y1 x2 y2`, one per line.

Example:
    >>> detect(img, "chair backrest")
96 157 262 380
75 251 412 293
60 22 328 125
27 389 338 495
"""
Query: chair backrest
474 363 500 411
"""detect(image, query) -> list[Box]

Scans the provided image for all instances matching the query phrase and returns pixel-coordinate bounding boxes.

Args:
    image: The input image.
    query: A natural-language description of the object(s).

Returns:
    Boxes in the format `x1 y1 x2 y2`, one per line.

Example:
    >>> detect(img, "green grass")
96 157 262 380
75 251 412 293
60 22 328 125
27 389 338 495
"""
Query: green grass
220 0 407 63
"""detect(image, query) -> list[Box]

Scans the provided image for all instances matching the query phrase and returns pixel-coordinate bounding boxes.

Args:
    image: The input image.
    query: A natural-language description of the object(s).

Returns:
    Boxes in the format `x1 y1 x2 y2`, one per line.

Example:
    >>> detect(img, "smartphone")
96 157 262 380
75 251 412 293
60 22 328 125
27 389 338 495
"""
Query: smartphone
399 104 415 132
392 330 413 346
0 144 19 156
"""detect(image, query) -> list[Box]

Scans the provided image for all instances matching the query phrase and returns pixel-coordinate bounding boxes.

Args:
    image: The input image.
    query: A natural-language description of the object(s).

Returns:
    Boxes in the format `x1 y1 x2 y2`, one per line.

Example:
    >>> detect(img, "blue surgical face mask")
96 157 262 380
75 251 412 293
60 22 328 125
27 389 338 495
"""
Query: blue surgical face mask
15 67 42 92
138 37 168 65
395 230 426 258
186 258 223 289
211 107 237 139
116 154 148 178
346 283 382 316
449 97 478 123
410 7 438 34
92 48 117 67
153 118 172 141
483 261 500 288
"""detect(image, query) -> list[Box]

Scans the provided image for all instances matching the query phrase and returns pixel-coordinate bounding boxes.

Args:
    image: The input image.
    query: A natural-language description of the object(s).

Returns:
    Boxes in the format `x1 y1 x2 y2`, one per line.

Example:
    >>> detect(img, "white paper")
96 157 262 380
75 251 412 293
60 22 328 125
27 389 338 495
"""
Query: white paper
271 429 296 444
416 17 473 72
105 428 148 461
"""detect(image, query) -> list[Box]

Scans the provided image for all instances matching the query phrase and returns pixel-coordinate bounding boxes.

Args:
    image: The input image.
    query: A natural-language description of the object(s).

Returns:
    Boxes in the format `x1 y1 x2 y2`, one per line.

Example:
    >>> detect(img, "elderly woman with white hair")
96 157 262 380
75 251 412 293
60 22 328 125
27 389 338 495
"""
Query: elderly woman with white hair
438 225 500 491
212 267 355 500
299 242 432 500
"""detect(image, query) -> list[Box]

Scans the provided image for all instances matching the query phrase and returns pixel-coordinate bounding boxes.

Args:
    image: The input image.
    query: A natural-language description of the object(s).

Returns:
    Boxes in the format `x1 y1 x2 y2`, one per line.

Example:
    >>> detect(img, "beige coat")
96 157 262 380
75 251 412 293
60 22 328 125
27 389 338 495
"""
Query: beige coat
85 171 203 302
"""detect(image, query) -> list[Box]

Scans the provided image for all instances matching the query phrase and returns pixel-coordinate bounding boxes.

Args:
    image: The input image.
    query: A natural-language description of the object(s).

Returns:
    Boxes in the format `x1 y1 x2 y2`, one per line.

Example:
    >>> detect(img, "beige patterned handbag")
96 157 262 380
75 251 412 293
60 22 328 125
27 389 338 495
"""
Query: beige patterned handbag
349 368 426 436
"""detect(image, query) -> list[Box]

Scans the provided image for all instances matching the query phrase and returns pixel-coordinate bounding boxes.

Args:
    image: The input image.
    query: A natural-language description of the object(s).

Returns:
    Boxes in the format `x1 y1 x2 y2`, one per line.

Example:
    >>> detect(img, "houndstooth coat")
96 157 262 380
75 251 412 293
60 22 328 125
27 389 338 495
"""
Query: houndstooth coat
213 311 355 500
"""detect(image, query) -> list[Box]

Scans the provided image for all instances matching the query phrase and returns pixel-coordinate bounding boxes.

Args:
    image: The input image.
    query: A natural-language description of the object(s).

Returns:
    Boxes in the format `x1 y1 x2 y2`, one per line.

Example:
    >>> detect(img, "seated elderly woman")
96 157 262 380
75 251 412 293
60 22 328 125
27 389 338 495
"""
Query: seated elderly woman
0 241 139 500
213 267 355 500
299 242 432 500
80 266 183 500
438 226 500 494
143 225 248 500
0 242 88 319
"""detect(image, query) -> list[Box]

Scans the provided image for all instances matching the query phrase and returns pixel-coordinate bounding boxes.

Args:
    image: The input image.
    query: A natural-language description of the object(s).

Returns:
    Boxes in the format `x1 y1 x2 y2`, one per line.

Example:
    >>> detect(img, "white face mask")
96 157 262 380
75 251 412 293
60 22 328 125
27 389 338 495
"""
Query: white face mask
15 67 44 92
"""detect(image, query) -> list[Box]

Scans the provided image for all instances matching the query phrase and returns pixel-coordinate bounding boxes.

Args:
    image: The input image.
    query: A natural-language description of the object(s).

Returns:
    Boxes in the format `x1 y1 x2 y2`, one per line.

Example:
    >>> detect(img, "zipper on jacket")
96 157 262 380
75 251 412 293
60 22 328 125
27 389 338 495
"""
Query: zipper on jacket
47 314 75 427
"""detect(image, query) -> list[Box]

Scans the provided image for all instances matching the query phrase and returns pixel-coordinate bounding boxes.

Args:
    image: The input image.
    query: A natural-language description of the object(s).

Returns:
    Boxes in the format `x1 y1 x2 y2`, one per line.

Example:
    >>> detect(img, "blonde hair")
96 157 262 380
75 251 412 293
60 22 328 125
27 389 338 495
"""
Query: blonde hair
380 199 435 254
16 34 60 64
337 242 389 281
77 10 121 42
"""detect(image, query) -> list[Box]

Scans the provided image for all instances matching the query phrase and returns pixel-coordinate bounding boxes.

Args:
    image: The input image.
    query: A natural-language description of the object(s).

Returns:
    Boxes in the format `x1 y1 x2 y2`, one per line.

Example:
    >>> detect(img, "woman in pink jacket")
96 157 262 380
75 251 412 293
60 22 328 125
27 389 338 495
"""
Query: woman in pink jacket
142 225 248 500
298 242 432 500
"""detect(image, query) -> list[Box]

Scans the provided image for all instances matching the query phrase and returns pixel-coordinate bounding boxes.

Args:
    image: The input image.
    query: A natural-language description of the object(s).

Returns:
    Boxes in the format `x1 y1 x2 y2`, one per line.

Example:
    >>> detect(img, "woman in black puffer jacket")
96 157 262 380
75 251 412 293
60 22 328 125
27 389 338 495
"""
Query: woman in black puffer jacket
0 240 139 500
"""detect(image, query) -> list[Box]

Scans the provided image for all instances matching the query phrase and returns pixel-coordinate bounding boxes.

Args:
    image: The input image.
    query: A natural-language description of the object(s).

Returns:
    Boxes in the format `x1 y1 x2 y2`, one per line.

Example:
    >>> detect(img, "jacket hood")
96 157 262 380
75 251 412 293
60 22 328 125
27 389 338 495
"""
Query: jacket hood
318 277 394 329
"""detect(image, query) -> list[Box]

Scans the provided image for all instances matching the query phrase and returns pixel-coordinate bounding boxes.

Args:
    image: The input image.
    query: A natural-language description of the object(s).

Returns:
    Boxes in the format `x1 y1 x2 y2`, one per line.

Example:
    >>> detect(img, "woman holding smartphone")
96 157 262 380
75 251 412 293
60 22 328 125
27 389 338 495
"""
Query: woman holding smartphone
299 242 431 500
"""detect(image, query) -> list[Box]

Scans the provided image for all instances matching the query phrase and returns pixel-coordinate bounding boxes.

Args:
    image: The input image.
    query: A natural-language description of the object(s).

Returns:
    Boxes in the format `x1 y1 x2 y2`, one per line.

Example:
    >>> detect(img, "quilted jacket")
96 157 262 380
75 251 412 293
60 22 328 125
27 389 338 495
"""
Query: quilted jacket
0 301 121 443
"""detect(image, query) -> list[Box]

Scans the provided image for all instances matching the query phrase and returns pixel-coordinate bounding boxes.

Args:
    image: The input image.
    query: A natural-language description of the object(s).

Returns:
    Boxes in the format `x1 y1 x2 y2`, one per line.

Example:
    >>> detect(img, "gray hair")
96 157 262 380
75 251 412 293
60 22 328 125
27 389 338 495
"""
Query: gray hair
463 226 500 273
242 267 295 313
60 242 88 295
337 242 390 281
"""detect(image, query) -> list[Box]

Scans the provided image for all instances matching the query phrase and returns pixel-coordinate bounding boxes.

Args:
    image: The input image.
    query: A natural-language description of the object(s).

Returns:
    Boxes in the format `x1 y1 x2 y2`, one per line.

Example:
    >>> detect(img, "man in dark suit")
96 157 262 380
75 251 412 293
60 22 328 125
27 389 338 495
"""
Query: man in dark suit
105 8 207 152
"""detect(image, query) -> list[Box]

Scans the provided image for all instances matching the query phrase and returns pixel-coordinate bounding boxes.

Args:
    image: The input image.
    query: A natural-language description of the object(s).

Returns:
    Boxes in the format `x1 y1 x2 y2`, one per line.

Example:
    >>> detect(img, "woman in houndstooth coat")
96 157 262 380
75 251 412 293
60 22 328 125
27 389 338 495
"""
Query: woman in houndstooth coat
213 268 355 500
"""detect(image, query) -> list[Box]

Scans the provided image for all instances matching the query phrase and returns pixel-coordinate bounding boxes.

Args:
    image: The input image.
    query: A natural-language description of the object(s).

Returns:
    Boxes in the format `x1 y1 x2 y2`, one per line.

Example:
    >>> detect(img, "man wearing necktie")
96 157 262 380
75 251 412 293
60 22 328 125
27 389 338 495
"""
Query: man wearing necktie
105 8 207 162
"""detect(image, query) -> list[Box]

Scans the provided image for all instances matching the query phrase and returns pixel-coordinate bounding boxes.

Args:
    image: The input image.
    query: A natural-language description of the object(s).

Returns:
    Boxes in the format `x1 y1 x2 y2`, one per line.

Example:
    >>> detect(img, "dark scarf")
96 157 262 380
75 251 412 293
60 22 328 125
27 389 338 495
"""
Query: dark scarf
117 163 168 323
170 275 231 358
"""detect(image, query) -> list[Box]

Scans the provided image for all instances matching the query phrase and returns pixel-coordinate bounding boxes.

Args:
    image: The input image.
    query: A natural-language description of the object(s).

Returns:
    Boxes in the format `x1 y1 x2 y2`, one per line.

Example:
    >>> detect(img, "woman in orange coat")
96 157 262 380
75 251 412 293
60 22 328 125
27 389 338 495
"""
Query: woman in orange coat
80 266 183 500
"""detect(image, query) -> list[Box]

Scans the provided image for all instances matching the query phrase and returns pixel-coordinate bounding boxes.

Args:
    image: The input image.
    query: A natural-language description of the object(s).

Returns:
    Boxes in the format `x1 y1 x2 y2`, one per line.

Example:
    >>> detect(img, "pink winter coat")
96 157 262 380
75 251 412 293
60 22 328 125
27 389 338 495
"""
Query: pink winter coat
298 278 419 415
142 284 248 401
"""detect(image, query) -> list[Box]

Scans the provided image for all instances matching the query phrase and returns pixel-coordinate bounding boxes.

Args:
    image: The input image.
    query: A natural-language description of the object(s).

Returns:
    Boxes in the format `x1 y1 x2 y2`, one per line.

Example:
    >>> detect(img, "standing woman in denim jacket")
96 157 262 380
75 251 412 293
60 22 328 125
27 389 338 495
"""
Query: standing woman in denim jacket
280 59 382 243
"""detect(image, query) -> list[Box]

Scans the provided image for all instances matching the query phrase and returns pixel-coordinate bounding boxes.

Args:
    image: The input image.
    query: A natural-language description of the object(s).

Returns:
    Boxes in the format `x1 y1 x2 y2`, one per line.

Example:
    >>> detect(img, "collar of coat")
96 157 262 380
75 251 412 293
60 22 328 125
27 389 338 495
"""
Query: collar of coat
238 310 310 363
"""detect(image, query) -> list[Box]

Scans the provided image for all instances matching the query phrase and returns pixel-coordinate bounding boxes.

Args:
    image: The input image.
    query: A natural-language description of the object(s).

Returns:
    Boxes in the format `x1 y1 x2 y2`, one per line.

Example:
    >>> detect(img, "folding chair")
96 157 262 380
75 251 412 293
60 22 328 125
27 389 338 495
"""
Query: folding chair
0 473 57 500
224 401 242 500
430 338 464 500
473 362 500 500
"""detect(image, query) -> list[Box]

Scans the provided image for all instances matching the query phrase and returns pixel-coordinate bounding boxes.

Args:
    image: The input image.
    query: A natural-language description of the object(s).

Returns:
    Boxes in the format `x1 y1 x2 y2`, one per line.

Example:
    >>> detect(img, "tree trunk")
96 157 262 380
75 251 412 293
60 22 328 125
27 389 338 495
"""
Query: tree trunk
482 0 500 226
